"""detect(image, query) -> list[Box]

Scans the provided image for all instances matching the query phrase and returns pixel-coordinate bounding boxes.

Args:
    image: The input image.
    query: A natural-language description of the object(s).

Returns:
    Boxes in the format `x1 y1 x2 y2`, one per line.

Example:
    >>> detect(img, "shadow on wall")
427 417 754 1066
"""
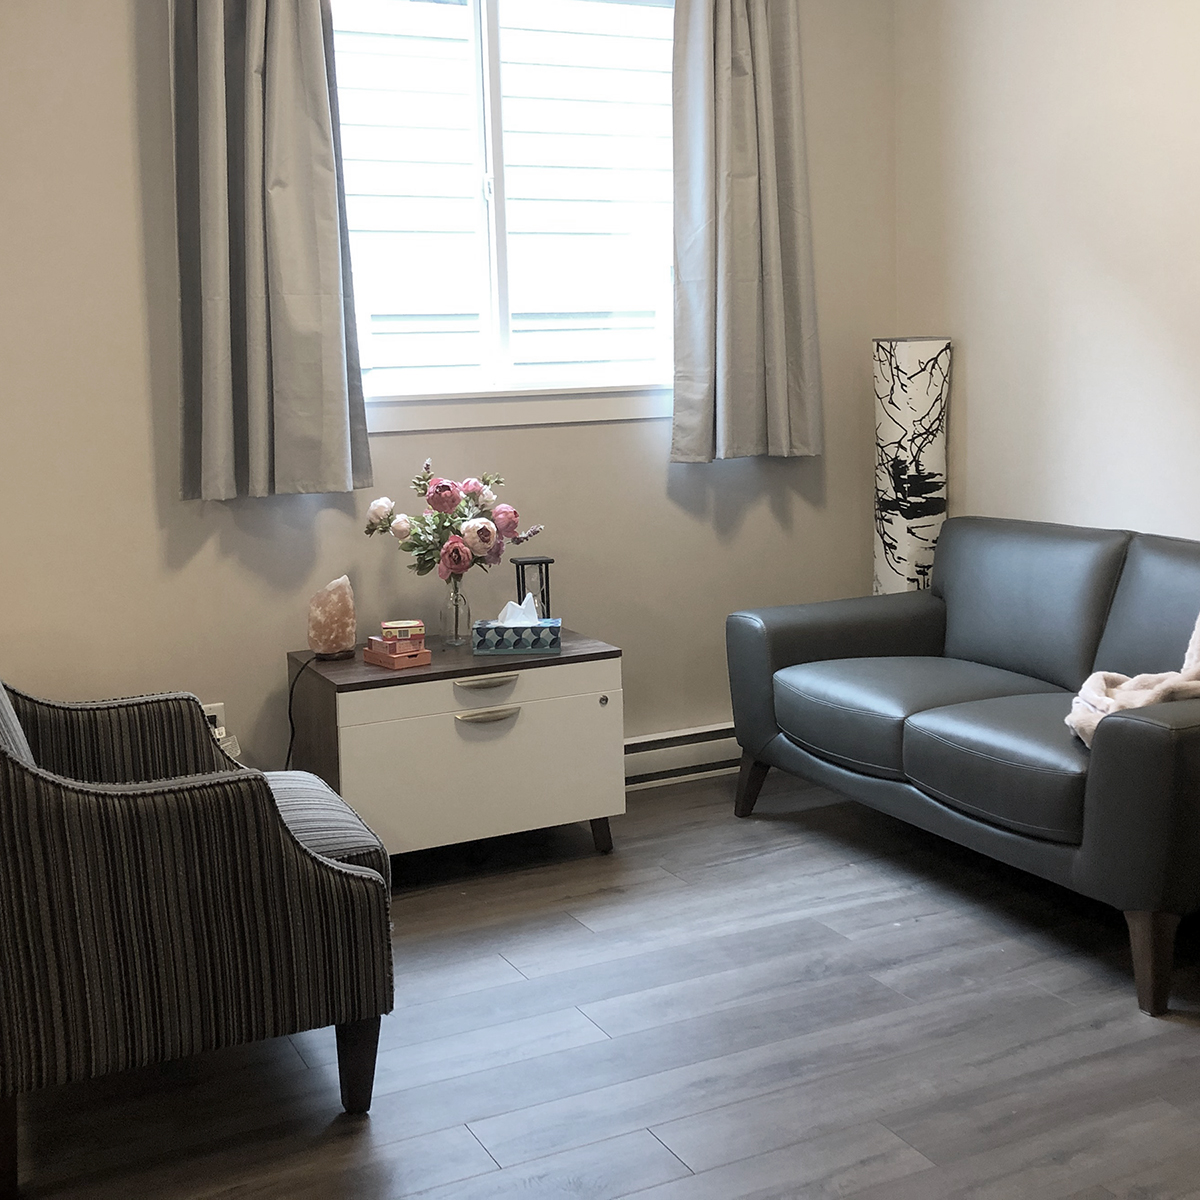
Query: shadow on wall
131 0 358 594
666 452 826 540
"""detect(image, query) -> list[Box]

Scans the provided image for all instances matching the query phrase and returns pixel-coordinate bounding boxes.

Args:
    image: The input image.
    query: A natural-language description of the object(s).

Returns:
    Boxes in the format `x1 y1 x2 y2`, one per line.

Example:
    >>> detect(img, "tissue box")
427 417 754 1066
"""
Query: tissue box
472 618 562 655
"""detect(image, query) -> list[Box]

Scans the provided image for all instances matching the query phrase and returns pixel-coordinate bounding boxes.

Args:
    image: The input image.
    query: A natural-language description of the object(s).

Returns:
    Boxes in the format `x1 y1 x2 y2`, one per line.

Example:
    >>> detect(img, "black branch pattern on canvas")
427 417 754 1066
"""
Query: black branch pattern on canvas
874 340 951 588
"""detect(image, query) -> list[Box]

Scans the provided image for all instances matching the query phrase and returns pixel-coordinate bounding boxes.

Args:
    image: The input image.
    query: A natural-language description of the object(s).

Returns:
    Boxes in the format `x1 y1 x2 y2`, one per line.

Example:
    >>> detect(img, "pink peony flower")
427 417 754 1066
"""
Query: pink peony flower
437 535 474 580
484 535 505 566
479 486 497 508
426 477 464 513
459 477 485 496
460 517 498 556
389 513 411 540
492 503 520 537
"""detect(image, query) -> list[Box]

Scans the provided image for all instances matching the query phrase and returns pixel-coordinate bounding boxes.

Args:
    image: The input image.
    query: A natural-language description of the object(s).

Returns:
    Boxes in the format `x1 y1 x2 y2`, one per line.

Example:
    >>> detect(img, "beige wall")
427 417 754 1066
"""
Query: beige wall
0 1 895 766
894 0 1200 539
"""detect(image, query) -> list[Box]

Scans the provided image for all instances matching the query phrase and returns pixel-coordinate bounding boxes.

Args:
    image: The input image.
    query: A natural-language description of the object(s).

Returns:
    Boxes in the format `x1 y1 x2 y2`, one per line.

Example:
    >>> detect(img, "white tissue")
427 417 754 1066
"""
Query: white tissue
496 592 540 626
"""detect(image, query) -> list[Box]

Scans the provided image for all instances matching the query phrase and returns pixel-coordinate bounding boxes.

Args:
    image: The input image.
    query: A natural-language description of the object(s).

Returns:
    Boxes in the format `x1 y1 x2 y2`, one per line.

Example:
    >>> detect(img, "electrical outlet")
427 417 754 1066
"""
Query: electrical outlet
202 701 241 759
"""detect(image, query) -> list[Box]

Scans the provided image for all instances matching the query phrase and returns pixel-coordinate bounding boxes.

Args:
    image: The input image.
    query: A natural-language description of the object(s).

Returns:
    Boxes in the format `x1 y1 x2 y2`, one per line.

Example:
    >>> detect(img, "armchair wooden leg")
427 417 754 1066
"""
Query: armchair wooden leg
590 817 614 854
336 1017 381 1115
1125 911 1180 1016
1 1095 17 1200
735 752 770 818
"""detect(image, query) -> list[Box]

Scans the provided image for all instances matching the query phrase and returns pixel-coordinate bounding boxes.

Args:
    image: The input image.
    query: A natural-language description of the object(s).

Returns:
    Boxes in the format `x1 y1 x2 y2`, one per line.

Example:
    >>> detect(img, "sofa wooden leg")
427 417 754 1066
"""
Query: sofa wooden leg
1125 911 1180 1016
735 752 770 818
336 1016 381 1114
1 1094 17 1200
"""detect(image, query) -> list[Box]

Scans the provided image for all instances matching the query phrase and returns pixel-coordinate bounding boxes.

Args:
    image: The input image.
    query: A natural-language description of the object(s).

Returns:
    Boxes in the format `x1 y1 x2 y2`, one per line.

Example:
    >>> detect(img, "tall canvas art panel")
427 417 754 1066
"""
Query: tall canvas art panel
873 338 952 594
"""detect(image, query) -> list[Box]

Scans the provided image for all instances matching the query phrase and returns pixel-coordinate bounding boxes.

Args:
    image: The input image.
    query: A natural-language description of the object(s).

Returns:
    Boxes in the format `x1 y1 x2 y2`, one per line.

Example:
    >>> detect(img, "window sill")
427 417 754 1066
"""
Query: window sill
364 384 674 434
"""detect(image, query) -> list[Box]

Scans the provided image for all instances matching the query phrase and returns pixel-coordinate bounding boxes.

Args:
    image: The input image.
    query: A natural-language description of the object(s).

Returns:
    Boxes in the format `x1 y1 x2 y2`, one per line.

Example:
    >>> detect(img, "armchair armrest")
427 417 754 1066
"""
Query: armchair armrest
1076 698 1200 913
0 754 393 1096
5 685 232 783
726 591 947 758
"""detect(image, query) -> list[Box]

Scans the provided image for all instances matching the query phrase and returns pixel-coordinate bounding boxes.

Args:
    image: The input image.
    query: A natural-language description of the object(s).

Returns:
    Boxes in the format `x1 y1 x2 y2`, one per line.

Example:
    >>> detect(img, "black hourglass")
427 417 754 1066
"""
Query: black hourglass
512 556 554 619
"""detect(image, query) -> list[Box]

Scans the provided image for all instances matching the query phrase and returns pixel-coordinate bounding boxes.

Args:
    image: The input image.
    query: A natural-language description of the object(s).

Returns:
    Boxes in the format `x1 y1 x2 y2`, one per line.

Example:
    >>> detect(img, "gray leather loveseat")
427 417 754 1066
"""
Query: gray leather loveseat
727 516 1200 1015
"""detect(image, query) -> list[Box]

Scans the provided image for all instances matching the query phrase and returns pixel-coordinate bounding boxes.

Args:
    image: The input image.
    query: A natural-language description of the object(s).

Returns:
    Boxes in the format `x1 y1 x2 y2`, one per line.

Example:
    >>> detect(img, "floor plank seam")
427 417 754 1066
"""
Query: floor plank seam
463 1122 503 1173
643 1128 695 1179
874 1118 939 1169
575 1007 614 1040
495 951 532 980
863 972 925 1006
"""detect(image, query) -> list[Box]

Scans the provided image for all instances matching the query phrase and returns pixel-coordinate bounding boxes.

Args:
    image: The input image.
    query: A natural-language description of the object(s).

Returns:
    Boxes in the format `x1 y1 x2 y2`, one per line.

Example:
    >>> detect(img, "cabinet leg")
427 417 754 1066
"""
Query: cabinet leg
1125 911 1180 1016
335 1016 381 1114
1 1094 16 1200
735 752 770 818
590 817 614 854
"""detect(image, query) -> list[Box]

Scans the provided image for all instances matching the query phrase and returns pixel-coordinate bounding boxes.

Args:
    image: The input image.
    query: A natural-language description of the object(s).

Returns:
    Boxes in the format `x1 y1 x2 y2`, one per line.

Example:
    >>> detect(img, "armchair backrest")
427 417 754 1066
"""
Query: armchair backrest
931 516 1130 690
0 684 34 768
1093 533 1200 676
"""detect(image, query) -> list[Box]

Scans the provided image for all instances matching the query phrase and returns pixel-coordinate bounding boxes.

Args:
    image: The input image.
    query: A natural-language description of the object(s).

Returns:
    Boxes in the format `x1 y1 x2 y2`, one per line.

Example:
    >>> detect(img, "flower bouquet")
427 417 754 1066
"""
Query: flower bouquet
364 459 542 644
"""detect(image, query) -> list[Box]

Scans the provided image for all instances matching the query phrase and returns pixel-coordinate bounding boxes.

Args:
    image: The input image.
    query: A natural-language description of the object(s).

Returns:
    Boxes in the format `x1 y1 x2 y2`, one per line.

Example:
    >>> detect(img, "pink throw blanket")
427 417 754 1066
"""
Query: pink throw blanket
1067 610 1200 747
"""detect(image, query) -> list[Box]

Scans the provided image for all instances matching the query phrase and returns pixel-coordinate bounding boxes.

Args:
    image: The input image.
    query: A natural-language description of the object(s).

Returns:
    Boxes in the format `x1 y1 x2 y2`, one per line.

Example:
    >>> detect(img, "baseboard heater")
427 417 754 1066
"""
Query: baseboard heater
624 723 740 790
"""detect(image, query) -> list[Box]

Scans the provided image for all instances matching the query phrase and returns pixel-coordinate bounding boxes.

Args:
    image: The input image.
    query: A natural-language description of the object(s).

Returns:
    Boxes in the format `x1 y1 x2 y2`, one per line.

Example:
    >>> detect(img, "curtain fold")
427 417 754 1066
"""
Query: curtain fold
671 0 823 463
174 0 372 499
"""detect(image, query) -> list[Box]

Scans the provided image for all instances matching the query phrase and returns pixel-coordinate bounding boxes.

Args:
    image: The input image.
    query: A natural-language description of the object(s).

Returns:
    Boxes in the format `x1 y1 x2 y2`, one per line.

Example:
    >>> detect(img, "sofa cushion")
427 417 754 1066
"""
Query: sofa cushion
266 770 391 886
904 693 1089 844
773 657 1064 780
1092 533 1200 676
0 685 34 768
932 516 1130 691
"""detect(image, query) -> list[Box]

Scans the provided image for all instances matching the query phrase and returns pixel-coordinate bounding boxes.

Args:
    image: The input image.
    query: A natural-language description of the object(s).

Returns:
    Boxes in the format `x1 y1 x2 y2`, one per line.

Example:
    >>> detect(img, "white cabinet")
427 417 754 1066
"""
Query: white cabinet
288 634 625 855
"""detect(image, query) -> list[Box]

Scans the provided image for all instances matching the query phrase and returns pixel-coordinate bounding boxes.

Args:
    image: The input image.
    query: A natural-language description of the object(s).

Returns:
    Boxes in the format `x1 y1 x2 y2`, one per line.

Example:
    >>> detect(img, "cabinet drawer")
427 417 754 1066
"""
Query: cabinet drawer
338 688 625 854
336 658 621 726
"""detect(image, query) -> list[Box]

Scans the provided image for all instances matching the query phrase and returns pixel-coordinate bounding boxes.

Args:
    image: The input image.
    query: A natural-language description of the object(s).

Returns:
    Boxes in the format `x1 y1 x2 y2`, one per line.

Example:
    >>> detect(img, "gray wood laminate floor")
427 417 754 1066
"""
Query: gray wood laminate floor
17 774 1200 1199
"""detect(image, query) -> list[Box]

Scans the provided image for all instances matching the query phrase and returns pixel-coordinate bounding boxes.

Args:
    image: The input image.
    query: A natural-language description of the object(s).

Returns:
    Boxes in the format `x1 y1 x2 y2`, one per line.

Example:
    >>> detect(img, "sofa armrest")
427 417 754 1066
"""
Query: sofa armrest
0 753 393 1096
726 591 947 758
1075 698 1200 913
6 686 232 783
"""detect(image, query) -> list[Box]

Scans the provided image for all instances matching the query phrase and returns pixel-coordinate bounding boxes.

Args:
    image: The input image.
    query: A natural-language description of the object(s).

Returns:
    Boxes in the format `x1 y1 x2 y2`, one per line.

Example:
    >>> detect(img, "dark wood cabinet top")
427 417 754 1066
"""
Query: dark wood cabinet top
287 630 620 692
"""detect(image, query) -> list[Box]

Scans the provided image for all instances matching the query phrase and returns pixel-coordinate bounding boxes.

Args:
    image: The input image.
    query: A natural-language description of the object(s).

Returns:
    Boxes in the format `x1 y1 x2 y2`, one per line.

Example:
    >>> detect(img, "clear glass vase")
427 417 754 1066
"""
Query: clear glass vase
440 575 471 647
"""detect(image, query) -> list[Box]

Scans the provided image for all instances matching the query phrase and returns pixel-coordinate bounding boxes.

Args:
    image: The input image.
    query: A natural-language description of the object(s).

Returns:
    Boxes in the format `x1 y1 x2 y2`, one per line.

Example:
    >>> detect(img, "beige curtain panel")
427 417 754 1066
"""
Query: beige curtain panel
174 0 372 499
671 0 823 463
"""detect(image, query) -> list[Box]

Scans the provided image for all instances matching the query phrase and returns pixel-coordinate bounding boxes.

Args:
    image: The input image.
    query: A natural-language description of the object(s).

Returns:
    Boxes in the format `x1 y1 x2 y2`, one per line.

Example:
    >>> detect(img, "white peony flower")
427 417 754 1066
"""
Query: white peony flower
460 517 498 556
366 497 394 524
479 486 497 508
390 513 412 540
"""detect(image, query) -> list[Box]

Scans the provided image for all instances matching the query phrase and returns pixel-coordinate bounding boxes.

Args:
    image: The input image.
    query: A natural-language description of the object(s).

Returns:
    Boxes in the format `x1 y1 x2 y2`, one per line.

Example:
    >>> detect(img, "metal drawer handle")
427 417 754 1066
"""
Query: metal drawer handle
454 706 521 725
454 674 520 691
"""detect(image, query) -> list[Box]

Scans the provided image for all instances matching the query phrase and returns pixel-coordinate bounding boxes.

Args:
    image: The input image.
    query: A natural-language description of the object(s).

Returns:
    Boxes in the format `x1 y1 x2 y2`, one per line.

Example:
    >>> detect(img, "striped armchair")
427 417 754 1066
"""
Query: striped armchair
0 682 394 1199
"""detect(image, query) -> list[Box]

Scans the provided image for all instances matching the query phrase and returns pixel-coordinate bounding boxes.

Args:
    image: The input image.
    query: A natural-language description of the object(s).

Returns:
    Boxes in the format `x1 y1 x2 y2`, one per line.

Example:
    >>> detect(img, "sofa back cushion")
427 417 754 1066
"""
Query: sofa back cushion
932 516 1130 690
1092 533 1200 676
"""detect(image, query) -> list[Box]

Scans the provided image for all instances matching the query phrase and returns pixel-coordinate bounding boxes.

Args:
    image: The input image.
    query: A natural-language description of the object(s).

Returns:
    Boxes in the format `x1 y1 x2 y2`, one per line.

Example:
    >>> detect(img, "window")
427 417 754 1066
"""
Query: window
331 0 674 426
